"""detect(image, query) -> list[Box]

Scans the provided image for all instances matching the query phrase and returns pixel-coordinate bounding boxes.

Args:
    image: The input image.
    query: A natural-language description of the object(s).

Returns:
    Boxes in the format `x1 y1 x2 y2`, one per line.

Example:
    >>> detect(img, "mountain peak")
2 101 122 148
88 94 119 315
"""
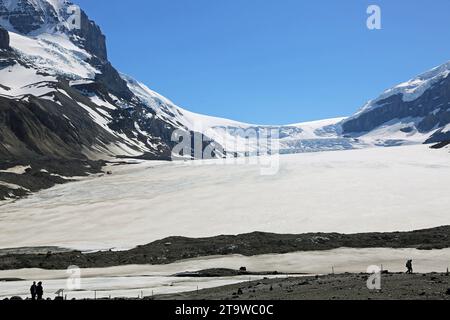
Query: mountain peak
354 60 450 118
0 0 68 33
0 0 107 60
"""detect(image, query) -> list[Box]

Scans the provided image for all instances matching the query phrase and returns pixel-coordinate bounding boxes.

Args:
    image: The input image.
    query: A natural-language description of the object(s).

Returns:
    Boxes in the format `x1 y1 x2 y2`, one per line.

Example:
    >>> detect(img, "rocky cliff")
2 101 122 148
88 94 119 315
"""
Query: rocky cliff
0 26 8 49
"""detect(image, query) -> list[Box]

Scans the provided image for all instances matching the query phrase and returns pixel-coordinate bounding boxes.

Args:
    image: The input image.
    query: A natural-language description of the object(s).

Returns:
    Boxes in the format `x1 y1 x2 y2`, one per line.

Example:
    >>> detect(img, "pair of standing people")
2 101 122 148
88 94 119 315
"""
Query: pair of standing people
30 281 44 300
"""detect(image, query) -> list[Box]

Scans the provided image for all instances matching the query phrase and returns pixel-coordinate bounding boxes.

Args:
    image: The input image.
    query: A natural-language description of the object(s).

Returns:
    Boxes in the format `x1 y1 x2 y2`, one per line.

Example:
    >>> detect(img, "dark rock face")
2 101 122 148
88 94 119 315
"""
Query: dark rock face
426 129 450 144
71 10 107 60
0 93 111 160
342 75 450 137
92 59 133 100
0 27 9 49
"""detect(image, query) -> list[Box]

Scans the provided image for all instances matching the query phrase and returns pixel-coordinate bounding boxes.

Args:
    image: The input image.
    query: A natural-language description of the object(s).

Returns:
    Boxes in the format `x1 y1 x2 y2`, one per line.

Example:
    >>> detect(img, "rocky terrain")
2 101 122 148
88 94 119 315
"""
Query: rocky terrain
0 226 449 270
0 158 104 200
156 272 450 300
3 273 449 300
2 272 448 300
172 268 288 278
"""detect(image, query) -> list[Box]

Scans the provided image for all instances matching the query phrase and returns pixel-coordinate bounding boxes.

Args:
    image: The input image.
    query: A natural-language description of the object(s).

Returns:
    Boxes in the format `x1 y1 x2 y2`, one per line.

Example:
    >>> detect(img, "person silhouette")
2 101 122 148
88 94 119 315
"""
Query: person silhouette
406 260 413 274
30 281 37 300
36 281 44 300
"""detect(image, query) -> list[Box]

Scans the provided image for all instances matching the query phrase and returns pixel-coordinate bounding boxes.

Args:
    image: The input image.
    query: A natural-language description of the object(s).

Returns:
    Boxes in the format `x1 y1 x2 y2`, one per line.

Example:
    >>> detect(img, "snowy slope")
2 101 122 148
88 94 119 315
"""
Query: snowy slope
355 61 450 116
0 30 97 99
0 0 79 35
123 75 360 154
8 31 97 79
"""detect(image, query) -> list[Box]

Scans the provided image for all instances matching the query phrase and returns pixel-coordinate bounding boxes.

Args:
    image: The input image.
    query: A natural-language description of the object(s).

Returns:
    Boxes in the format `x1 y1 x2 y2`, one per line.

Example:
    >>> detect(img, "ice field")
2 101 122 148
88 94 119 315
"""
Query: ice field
0 145 449 251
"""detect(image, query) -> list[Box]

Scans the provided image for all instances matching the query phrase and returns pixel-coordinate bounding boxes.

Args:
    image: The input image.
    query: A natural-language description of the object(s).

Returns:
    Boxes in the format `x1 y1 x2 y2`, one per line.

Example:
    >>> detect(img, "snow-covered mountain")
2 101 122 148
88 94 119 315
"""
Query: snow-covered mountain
0 0 107 59
1 0 449 167
0 0 359 161
123 58 450 154
123 75 358 154
342 62 450 145
0 0 222 161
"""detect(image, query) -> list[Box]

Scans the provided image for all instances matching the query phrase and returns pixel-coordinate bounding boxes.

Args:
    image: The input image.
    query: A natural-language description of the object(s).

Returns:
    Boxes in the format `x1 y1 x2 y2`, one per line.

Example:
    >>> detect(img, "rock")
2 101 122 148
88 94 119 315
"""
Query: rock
0 27 9 49
93 60 134 100
445 288 450 295
10 296 23 300
430 140 450 149
400 126 414 133
427 131 450 144
72 10 107 60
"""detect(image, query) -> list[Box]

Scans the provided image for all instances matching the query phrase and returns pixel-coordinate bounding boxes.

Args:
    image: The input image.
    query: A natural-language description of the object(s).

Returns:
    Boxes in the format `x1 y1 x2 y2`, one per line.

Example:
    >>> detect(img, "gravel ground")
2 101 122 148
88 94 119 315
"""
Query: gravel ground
155 273 450 300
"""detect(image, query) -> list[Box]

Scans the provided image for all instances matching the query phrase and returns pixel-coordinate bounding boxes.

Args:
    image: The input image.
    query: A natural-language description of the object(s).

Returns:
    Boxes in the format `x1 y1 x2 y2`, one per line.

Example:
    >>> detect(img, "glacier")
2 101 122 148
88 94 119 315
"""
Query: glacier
0 144 449 251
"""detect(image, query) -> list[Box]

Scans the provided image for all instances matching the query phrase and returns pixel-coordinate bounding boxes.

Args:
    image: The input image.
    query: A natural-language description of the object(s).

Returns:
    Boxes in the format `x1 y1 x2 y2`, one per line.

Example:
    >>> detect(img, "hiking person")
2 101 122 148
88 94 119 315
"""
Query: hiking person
30 281 37 300
406 260 413 274
36 281 44 300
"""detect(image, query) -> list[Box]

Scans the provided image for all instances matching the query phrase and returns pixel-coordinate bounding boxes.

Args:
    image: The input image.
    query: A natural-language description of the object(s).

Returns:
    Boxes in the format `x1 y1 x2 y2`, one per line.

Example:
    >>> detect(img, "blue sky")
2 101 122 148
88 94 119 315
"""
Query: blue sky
74 0 450 125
